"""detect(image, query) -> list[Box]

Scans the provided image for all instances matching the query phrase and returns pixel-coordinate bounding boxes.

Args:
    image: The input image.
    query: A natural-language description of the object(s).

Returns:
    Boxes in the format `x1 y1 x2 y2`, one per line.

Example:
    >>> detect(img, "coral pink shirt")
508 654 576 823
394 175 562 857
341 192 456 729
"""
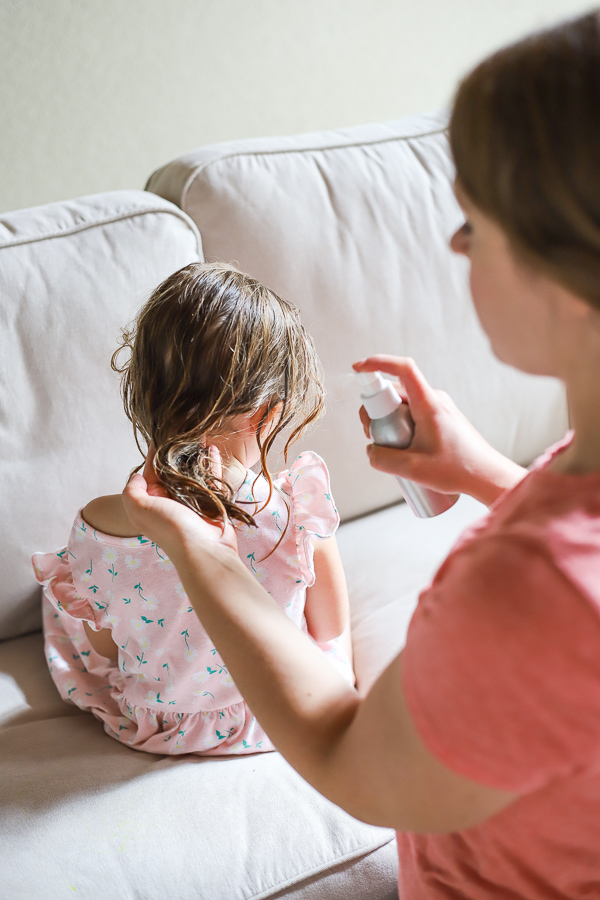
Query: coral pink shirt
400 434 600 898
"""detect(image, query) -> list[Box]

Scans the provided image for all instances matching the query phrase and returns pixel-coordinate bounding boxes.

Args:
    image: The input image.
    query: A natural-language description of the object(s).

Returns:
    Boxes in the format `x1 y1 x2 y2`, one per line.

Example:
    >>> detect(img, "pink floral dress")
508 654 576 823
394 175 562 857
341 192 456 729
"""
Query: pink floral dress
32 451 353 755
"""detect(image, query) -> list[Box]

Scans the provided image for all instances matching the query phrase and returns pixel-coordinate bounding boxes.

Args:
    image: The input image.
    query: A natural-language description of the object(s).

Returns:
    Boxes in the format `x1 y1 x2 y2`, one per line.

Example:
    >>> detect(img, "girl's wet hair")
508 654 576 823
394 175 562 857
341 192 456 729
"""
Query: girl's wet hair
113 262 325 530
449 11 600 309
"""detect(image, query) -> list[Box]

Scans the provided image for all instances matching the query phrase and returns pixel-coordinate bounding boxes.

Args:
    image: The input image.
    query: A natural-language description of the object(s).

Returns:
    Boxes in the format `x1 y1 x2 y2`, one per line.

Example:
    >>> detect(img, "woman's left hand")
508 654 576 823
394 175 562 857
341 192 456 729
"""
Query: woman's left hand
122 446 238 562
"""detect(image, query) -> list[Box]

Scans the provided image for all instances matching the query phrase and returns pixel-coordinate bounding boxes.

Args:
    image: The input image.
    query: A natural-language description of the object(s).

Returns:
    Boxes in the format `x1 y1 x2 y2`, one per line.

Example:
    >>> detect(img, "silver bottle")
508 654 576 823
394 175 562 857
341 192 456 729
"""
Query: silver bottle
357 371 459 518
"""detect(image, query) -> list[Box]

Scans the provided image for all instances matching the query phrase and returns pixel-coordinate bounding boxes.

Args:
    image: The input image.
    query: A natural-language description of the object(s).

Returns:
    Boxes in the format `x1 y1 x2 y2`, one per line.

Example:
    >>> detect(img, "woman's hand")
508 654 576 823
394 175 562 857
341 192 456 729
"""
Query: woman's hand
122 446 238 563
353 355 526 507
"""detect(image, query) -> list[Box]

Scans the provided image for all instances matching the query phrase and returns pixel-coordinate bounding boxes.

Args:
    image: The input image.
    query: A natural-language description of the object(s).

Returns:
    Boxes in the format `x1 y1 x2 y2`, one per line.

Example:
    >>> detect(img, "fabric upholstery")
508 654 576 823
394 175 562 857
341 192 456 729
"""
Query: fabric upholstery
0 192 202 641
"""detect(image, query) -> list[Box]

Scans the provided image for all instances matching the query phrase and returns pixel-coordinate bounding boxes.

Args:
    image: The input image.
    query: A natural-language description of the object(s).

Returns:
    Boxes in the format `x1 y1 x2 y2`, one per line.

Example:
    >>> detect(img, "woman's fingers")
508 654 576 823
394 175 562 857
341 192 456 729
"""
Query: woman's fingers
358 404 371 438
366 442 419 480
125 472 151 508
140 444 169 498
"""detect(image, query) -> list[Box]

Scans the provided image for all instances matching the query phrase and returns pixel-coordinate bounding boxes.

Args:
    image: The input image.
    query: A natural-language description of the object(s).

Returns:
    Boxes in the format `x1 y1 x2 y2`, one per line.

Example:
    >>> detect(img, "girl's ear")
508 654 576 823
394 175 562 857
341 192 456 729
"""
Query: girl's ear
249 402 283 437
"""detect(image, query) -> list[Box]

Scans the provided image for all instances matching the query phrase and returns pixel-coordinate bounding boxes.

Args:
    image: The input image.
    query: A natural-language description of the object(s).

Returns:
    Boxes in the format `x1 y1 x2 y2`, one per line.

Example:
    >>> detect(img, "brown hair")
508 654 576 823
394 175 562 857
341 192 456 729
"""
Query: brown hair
113 262 325 533
449 11 600 308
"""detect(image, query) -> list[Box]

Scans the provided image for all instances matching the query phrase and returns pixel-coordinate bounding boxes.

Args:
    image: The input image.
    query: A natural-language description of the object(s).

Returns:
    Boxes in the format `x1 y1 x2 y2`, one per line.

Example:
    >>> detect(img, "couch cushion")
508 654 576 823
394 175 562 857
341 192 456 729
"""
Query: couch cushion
0 631 397 900
0 191 202 640
146 112 568 523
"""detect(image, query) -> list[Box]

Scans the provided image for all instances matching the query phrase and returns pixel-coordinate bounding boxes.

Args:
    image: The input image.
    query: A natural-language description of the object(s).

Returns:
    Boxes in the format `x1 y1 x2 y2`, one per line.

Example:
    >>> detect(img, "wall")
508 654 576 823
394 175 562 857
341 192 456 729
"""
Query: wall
1 0 595 213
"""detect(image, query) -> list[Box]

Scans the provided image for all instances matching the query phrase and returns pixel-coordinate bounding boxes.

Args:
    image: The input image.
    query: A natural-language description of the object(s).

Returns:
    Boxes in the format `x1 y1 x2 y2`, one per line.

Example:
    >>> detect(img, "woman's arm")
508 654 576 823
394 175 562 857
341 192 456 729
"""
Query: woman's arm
122 462 517 833
354 356 526 507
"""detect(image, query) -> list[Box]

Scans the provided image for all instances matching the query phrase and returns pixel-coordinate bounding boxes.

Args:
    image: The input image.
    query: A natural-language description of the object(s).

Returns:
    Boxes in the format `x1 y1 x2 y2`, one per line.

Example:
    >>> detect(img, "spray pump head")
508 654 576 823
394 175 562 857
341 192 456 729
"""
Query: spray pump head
355 370 402 420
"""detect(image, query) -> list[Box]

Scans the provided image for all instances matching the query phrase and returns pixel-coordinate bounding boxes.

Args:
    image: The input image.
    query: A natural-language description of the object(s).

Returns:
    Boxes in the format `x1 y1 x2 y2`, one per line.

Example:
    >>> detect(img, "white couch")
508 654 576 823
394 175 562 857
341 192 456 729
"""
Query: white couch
0 112 568 898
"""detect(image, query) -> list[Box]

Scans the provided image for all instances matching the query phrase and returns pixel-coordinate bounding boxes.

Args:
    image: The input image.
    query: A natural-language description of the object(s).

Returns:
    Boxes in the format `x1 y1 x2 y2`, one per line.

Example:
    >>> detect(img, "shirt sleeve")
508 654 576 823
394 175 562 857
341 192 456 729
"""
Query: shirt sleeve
32 548 103 631
402 534 600 793
278 450 339 586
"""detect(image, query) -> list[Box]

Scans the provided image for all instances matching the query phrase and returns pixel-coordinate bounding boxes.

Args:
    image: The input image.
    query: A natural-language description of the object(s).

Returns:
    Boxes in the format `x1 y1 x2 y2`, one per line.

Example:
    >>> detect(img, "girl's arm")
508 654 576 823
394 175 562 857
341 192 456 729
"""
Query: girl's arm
304 537 350 642
354 356 526 508
83 620 119 660
122 461 517 834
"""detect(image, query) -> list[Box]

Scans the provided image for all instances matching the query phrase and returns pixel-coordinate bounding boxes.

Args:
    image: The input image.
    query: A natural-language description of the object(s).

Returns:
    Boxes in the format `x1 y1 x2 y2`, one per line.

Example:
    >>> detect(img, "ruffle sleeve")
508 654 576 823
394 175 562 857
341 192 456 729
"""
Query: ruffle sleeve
277 451 339 586
32 550 102 631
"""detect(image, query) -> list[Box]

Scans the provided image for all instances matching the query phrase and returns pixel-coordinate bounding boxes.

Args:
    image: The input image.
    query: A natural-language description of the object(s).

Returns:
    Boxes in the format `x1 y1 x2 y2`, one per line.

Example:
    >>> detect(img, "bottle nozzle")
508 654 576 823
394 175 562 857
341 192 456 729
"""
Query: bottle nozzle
355 369 402 419
355 371 385 398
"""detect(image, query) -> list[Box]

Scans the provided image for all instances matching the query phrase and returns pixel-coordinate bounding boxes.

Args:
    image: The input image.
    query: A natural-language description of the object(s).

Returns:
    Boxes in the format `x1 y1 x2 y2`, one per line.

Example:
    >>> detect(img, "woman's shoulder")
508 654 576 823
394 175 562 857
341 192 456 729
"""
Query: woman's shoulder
81 494 141 540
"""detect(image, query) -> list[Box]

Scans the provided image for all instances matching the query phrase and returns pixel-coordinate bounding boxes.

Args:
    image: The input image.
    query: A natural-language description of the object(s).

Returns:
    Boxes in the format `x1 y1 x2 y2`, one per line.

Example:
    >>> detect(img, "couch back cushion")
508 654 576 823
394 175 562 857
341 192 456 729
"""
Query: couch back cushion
0 192 201 640
147 112 568 521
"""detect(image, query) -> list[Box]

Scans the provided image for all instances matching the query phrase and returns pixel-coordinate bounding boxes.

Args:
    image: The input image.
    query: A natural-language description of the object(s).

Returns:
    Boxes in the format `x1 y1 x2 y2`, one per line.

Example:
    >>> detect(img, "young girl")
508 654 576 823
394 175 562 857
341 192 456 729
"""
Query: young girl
32 262 353 755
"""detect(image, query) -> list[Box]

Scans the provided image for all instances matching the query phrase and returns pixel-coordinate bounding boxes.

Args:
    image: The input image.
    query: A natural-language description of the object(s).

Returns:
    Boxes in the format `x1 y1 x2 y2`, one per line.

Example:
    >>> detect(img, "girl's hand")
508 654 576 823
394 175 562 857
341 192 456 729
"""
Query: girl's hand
353 355 525 506
122 445 238 562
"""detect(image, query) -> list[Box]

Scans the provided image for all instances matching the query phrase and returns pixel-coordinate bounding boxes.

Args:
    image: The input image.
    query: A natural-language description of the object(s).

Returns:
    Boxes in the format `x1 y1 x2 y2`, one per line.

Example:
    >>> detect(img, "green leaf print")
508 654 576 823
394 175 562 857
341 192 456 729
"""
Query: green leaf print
141 616 154 624
88 585 99 594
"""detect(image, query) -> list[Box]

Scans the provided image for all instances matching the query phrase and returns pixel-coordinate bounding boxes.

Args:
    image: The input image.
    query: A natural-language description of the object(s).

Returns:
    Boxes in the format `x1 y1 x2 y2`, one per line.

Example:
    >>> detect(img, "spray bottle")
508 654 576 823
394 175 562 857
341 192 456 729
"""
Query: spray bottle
356 370 459 518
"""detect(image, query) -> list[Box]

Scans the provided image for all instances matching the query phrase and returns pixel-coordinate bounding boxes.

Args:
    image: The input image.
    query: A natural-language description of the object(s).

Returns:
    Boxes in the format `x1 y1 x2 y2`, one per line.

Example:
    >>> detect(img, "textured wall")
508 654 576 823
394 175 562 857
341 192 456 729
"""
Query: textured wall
0 0 594 213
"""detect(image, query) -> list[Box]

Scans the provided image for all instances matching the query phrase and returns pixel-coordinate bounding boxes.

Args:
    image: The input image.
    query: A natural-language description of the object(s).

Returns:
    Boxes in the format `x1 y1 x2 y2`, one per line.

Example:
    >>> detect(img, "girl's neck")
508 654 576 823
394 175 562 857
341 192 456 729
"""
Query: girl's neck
207 432 257 493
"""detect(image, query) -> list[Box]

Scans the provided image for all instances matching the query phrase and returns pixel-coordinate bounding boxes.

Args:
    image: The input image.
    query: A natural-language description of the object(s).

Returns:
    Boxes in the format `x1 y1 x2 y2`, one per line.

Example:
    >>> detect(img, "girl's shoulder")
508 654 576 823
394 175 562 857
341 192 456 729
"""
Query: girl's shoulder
70 497 157 555
80 494 141 541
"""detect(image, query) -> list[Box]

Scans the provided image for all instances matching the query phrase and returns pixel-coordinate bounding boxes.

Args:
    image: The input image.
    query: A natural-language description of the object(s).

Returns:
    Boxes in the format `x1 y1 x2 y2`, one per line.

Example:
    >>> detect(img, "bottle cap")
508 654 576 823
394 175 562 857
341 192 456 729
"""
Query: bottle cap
356 370 402 419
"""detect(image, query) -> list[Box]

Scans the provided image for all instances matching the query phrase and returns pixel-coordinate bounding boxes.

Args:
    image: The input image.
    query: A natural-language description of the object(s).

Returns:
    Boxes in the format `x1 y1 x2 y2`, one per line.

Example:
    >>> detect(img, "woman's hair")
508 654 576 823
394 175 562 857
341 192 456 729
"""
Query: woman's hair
449 11 600 308
113 262 325 531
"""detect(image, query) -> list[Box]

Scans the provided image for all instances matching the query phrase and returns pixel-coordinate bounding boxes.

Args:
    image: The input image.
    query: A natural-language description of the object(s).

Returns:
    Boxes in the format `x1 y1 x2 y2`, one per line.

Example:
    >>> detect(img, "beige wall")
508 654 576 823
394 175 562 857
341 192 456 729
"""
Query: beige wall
1 0 595 213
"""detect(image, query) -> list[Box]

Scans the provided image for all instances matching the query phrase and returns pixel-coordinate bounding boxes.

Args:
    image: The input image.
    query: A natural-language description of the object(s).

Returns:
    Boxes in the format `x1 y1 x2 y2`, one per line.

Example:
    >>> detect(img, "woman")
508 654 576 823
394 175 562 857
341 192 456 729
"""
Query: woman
122 12 600 898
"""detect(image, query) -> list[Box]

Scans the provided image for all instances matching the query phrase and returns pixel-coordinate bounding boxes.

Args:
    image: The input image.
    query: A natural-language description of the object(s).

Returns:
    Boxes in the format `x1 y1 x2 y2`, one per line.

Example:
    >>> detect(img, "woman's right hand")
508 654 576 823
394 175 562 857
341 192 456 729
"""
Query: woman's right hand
353 355 526 507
